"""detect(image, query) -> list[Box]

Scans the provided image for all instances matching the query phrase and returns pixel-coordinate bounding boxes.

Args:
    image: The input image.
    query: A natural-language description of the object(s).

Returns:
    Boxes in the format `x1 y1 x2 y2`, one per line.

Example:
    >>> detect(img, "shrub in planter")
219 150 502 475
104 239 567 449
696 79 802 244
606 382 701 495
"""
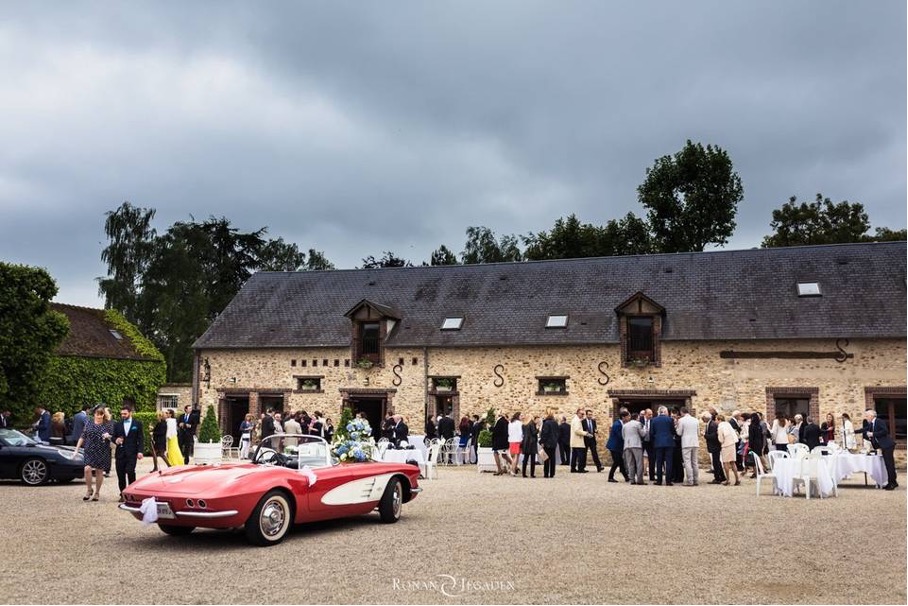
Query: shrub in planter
197 405 221 444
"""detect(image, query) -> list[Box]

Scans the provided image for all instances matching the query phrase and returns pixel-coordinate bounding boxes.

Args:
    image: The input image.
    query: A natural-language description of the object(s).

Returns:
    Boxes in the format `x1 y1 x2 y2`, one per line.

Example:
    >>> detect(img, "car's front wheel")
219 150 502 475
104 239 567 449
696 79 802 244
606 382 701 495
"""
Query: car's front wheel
245 490 293 546
378 477 402 523
20 458 49 485
158 524 195 536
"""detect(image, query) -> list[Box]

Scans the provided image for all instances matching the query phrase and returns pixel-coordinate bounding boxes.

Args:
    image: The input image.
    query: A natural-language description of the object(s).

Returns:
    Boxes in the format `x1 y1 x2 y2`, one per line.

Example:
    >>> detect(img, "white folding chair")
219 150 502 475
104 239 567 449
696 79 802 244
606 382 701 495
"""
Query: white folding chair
373 440 389 461
423 441 442 480
440 438 458 465
767 450 789 471
787 443 809 459
752 451 778 496
220 435 237 459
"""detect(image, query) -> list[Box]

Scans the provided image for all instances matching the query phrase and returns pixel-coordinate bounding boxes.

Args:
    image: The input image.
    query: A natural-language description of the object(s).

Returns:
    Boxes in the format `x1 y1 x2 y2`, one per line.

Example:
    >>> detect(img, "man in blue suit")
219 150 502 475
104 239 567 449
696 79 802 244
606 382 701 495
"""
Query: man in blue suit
113 404 144 502
605 409 629 482
34 406 51 443
67 404 90 445
649 406 676 485
860 409 898 490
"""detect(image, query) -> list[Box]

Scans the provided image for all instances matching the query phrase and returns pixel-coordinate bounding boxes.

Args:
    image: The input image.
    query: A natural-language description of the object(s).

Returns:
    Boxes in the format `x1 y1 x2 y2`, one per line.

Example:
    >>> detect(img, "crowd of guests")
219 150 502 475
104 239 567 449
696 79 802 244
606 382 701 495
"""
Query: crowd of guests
238 408 335 458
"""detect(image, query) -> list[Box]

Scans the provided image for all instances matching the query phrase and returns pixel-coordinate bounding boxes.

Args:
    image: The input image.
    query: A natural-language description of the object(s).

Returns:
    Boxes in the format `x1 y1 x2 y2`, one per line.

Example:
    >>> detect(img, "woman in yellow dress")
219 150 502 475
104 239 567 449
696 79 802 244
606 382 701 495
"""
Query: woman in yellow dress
164 409 184 467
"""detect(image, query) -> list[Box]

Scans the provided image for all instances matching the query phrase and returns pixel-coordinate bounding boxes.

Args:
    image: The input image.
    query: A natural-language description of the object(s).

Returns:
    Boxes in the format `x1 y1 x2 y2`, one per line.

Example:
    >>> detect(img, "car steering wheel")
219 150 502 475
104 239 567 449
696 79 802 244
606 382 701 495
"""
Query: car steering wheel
258 448 288 467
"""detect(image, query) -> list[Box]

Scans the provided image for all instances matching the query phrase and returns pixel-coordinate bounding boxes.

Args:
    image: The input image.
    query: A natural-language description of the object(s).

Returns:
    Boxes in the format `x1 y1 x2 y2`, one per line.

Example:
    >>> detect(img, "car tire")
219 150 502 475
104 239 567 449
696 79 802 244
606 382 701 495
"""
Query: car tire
378 477 402 524
20 458 49 486
245 489 293 546
158 524 195 536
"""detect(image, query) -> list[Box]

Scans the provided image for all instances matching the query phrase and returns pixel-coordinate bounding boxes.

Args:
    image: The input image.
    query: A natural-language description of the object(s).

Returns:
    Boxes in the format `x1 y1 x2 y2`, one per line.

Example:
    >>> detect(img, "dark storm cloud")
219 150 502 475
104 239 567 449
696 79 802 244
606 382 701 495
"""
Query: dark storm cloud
0 1 904 307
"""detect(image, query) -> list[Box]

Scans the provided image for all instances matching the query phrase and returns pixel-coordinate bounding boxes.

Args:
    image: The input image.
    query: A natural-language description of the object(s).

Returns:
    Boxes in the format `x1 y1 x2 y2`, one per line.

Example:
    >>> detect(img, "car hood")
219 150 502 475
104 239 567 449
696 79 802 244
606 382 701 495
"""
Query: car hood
27 443 80 459
133 463 288 494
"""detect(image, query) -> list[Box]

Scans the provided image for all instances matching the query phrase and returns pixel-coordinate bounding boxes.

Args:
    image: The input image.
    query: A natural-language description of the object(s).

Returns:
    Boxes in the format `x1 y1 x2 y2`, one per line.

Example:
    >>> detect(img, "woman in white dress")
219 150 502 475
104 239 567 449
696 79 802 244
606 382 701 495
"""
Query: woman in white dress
840 413 856 449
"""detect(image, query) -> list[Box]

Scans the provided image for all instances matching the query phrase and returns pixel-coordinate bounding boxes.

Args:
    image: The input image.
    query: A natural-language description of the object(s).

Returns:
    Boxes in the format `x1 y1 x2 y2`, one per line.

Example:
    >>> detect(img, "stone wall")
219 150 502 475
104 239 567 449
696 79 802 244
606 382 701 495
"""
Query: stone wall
198 337 906 460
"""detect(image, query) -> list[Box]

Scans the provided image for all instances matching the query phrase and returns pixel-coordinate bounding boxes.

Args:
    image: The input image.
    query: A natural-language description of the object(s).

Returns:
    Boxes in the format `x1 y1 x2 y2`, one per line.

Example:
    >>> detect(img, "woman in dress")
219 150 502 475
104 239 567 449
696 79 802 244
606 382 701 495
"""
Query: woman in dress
238 413 255 459
507 412 524 476
150 410 169 472
841 413 856 449
747 411 768 477
324 418 335 444
165 409 183 467
716 414 740 486
73 406 114 501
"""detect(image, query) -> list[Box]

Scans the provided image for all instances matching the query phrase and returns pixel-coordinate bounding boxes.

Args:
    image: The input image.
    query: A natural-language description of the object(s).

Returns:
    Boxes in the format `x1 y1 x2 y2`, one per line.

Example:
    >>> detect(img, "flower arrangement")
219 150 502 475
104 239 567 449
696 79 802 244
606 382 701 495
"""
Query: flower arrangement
330 407 375 462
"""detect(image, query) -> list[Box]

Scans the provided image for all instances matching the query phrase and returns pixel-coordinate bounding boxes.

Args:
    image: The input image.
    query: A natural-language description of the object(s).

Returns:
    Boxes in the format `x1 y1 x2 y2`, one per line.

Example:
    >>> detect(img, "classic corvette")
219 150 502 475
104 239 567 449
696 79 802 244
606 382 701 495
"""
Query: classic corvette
0 428 84 485
119 434 421 546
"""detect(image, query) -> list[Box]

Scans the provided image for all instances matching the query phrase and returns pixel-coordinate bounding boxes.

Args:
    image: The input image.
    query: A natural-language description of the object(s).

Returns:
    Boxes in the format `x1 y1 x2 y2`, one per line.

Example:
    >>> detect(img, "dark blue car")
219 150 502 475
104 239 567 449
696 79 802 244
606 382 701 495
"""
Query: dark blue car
0 428 84 485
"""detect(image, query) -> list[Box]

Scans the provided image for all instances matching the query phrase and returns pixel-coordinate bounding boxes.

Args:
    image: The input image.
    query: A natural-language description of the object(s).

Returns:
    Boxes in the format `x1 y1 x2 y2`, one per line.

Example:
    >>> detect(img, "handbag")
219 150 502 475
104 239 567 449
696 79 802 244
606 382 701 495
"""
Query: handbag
537 447 549 462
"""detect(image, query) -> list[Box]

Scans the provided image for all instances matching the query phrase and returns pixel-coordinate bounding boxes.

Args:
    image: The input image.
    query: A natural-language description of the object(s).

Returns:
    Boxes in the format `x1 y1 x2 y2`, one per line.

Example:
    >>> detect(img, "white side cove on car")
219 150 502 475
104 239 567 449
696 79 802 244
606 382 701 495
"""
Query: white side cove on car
320 472 398 506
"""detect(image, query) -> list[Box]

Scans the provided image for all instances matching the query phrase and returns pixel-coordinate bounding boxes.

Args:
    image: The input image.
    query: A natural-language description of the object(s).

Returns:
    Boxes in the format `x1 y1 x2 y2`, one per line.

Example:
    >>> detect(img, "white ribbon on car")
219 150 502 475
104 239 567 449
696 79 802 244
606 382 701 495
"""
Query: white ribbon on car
301 465 317 487
139 496 159 525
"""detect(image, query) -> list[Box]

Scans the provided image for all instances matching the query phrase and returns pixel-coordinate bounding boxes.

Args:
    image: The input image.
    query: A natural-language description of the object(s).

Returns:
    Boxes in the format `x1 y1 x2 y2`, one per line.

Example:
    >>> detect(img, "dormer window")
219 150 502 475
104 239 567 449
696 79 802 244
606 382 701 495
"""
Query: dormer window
615 292 665 368
344 299 401 368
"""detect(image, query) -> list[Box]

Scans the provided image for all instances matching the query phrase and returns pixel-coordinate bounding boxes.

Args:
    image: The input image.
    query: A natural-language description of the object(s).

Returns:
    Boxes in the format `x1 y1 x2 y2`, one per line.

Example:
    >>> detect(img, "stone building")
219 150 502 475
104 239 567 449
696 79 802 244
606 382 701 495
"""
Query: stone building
192 242 906 451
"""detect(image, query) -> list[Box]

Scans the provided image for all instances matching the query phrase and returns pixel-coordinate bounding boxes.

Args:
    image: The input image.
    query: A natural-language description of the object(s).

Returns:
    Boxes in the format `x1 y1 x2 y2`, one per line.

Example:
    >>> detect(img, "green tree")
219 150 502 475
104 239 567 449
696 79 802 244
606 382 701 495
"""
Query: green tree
98 202 157 325
360 251 412 268
197 404 222 444
637 140 743 253
429 245 458 266
0 263 70 421
461 226 523 264
303 249 335 271
257 237 306 271
523 214 601 260
761 193 899 247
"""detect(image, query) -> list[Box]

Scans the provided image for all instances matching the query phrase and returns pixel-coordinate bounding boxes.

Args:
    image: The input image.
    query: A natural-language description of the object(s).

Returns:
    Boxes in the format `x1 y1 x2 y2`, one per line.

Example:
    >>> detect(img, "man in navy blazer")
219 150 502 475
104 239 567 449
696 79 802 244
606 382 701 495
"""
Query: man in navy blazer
649 406 676 485
113 404 144 502
860 409 898 490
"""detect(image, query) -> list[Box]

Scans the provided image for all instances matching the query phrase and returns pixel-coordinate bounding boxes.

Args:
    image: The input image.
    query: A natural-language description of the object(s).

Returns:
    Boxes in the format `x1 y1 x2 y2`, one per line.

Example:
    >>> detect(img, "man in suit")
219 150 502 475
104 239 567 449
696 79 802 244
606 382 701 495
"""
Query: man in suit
801 416 822 451
34 406 51 443
703 411 725 484
0 409 11 429
584 409 604 472
470 415 484 462
68 404 90 446
676 407 700 486
605 410 628 482
860 409 898 490
392 414 409 447
622 411 647 484
437 413 455 463
558 416 571 465
424 415 437 440
570 409 592 473
649 406 676 485
177 405 196 464
260 409 275 442
113 404 144 502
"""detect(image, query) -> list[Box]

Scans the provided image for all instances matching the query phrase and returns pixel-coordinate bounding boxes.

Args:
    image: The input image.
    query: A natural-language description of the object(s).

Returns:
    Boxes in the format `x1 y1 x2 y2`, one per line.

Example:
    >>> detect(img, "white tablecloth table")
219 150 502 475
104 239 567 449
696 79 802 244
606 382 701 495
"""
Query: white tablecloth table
407 435 428 459
772 457 836 498
380 448 426 475
832 452 887 487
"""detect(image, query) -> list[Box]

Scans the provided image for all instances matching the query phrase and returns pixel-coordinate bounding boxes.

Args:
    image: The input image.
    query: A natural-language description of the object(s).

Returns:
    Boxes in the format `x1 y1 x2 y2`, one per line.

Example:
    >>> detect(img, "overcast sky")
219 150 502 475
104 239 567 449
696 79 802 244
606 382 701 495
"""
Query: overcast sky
1 1 905 308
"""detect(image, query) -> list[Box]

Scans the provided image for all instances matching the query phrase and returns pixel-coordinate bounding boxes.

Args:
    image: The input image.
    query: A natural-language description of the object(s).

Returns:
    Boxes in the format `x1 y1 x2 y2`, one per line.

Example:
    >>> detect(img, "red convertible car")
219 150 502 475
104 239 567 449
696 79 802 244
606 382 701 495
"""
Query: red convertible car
120 434 421 546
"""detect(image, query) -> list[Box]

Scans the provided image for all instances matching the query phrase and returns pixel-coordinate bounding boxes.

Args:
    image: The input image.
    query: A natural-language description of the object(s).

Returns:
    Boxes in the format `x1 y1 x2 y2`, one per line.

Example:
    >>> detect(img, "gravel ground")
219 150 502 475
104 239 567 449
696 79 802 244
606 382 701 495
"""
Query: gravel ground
1 459 905 605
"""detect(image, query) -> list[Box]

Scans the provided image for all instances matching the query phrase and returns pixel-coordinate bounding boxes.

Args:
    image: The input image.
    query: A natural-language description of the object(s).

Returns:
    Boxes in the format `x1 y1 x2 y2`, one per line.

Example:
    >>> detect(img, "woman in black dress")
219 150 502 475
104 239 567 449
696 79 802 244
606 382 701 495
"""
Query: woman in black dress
521 415 539 478
73 407 114 501
149 410 169 472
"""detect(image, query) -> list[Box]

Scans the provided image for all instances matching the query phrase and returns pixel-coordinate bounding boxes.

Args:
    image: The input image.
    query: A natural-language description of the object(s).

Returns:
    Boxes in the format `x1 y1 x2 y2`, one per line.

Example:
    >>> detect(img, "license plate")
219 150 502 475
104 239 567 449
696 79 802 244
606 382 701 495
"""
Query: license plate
156 502 175 519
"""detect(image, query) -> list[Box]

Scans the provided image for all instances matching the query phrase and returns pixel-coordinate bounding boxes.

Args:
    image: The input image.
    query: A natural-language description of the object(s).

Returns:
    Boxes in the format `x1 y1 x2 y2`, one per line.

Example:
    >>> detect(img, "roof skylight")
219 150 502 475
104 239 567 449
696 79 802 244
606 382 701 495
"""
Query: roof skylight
441 317 463 330
796 282 821 297
546 315 568 328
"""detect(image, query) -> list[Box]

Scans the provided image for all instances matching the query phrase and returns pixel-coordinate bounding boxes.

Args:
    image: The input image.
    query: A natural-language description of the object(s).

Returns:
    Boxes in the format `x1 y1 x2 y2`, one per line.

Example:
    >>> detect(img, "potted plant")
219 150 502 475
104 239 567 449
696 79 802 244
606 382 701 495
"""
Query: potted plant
300 379 318 391
542 382 563 393
476 407 498 472
629 356 651 368
194 404 223 465
434 377 454 392
355 358 374 370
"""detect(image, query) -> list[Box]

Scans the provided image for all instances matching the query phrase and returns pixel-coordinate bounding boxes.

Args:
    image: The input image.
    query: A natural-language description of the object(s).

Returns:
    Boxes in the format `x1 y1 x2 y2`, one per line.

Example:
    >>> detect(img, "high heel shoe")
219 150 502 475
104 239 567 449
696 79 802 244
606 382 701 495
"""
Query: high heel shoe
734 480 741 486
722 481 730 486
83 490 92 501
90 491 99 501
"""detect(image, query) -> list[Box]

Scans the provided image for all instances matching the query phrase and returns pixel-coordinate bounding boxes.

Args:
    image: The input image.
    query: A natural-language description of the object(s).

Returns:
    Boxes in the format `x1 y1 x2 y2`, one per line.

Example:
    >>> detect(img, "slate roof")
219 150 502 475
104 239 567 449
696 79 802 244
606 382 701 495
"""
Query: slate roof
193 242 907 350
51 304 151 361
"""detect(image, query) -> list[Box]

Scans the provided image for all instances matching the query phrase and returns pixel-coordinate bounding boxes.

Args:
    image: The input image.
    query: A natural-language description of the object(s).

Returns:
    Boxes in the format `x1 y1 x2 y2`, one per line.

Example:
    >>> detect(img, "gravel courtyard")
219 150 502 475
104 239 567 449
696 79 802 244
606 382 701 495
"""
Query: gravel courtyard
2 460 904 605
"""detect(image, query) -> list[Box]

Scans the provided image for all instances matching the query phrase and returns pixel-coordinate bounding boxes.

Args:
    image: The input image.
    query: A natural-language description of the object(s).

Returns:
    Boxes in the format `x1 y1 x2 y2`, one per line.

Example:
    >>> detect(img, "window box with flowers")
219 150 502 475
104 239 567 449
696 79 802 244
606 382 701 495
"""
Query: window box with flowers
355 358 374 370
628 355 651 368
433 377 455 392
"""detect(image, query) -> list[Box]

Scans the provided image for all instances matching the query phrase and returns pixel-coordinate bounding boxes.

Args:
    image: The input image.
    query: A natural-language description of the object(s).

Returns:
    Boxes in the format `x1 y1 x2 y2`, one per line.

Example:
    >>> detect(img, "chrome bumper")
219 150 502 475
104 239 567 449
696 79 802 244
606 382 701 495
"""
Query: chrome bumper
410 487 423 494
118 503 239 518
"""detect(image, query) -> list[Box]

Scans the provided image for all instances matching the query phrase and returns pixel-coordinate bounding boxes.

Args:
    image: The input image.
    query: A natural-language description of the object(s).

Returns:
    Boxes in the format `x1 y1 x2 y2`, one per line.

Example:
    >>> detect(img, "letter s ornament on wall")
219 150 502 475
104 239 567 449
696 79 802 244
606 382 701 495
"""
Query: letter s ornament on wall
493 364 505 388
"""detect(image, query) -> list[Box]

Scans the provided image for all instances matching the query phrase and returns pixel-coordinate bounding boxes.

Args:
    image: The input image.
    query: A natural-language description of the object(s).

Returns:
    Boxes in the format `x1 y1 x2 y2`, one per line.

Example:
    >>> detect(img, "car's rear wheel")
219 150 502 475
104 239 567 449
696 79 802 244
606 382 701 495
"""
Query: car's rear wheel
20 458 49 485
245 489 293 546
158 524 195 536
378 477 402 523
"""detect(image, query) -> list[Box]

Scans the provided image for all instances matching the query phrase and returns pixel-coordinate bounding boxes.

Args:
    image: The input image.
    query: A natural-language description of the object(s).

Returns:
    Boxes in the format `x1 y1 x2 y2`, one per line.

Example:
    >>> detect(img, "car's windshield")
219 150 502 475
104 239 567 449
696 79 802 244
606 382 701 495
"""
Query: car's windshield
0 428 35 447
252 434 335 469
